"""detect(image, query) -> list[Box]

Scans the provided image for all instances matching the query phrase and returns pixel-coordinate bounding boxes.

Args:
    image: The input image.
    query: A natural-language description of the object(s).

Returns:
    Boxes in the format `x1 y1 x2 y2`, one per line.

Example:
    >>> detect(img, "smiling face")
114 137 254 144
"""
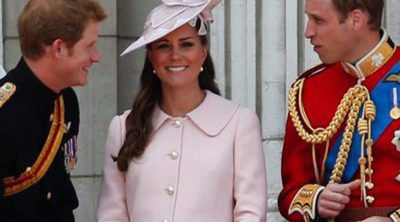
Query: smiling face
304 0 357 64
60 20 101 86
148 23 207 91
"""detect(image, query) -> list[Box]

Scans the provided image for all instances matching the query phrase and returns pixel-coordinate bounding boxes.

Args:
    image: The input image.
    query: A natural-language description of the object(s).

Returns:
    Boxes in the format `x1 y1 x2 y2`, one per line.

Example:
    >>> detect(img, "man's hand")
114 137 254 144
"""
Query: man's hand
317 179 361 219
358 216 392 222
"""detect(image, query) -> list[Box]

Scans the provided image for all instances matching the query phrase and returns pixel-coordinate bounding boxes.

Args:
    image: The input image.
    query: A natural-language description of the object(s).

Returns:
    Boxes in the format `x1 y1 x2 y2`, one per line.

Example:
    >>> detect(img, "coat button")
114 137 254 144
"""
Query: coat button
168 151 179 160
165 186 175 196
26 167 32 172
47 192 52 200
172 119 182 128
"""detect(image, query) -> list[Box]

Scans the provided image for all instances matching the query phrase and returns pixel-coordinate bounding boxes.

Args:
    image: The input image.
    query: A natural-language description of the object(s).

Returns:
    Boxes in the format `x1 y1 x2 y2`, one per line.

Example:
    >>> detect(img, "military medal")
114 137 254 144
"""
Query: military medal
390 87 400 119
391 108 400 119
392 130 400 152
62 135 78 173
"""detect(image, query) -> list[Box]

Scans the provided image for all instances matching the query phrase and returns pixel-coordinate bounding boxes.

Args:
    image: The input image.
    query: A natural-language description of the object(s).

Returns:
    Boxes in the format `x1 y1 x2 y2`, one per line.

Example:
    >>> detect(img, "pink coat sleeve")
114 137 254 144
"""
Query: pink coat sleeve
97 115 130 221
233 108 267 221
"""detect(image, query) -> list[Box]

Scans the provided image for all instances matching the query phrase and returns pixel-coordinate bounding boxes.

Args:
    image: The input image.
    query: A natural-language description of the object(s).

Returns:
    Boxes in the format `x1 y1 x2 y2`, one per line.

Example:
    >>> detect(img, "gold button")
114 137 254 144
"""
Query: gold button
26 167 32 172
366 196 375 204
168 151 179 160
165 186 175 196
395 173 400 182
365 182 374 189
365 169 374 175
47 192 52 200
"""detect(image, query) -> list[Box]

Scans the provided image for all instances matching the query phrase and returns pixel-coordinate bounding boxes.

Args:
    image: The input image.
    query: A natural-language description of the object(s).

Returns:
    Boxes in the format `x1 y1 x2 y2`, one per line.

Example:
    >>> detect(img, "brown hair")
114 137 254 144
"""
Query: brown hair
114 33 220 172
18 0 107 60
331 0 384 30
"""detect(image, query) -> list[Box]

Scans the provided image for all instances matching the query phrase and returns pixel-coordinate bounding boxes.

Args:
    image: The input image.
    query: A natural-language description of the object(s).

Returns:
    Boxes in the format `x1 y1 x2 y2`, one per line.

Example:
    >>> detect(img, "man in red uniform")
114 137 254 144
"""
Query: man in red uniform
278 0 400 221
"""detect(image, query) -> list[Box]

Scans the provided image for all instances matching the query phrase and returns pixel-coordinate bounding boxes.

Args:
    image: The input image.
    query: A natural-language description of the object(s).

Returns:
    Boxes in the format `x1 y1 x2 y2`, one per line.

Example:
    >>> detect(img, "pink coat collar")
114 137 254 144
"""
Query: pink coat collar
152 90 239 136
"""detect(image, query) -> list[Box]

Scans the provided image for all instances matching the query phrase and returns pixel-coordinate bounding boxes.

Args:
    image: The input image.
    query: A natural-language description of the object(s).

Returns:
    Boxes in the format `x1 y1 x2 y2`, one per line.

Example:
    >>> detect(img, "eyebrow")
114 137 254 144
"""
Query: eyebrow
306 13 323 20
156 36 196 43
179 37 195 41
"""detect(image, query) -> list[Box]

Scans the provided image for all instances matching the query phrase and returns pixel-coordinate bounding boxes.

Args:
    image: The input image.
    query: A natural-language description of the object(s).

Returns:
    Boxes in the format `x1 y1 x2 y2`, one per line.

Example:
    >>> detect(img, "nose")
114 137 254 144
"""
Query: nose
91 47 100 63
304 20 315 39
170 46 182 61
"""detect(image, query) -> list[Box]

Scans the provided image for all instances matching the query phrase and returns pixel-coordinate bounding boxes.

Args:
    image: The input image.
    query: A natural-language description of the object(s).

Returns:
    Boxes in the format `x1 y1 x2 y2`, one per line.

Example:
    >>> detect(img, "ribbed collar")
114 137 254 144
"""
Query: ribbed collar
152 90 239 136
341 29 397 80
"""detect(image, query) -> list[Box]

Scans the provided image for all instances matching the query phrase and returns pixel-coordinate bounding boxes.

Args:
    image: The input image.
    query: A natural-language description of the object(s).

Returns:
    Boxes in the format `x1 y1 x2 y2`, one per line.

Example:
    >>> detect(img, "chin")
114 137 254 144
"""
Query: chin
80 79 89 86
74 78 88 87
319 55 334 64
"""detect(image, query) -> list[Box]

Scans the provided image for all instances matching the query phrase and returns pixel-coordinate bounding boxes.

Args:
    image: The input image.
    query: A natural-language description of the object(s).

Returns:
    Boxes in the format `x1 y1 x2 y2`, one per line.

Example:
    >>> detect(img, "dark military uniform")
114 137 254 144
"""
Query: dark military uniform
0 58 79 222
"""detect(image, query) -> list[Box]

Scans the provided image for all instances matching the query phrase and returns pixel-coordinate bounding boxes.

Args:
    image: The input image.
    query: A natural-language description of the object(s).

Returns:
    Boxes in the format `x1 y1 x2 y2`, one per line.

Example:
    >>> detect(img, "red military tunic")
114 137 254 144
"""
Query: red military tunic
278 33 400 221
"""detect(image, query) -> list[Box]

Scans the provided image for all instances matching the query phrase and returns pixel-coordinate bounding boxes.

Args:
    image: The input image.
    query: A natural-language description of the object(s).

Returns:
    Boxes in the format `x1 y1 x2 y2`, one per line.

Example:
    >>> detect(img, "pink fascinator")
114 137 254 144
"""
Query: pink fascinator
120 0 222 56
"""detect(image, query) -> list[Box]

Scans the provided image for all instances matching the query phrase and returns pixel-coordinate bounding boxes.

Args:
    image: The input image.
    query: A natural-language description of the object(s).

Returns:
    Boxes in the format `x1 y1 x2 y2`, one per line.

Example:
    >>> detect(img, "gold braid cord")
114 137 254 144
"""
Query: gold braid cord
289 79 363 144
288 78 372 183
329 87 369 183
287 78 377 218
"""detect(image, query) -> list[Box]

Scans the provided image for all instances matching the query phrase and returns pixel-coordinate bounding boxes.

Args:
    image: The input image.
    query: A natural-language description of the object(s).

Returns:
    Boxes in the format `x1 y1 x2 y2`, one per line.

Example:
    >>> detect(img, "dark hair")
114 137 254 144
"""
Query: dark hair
18 0 107 60
331 0 384 30
114 33 220 172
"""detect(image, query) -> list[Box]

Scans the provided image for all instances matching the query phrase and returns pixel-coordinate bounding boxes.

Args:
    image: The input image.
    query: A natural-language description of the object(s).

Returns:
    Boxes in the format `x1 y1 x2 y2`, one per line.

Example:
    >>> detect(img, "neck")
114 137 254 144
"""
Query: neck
25 57 64 93
160 86 206 117
347 30 381 64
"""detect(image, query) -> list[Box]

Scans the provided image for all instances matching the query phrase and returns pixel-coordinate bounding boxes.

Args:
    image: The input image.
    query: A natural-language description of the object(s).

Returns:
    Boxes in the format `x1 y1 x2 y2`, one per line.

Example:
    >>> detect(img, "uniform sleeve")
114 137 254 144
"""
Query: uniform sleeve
389 208 400 222
96 115 129 222
278 115 322 221
232 108 267 222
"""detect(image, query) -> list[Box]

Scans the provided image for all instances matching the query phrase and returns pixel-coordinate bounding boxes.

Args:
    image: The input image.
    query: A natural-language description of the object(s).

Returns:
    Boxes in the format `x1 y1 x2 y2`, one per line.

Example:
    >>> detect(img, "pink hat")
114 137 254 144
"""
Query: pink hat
120 0 222 56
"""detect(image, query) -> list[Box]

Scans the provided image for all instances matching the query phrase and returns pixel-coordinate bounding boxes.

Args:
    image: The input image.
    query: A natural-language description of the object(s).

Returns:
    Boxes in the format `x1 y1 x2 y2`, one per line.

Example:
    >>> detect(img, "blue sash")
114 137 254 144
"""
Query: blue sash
324 61 400 184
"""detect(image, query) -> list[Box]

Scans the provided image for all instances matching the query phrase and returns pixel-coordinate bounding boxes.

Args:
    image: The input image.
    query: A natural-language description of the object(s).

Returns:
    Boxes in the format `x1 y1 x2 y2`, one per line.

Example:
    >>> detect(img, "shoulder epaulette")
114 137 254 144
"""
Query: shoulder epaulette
0 82 16 108
297 63 327 80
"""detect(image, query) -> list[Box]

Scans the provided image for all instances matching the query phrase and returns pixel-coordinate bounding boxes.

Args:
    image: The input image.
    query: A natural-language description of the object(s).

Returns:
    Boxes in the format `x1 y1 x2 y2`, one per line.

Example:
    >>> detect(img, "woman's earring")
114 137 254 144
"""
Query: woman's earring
200 67 204 72
153 69 156 74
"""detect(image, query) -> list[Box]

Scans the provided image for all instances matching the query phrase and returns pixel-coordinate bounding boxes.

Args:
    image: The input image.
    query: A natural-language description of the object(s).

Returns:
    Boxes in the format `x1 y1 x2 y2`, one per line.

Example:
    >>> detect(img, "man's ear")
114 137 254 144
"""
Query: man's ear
348 9 368 31
51 39 68 58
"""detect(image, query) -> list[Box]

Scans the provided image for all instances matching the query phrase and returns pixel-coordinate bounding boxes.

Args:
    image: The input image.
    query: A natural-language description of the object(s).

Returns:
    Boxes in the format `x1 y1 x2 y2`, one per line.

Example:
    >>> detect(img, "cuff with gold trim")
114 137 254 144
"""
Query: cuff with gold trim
289 184 325 221
389 208 400 222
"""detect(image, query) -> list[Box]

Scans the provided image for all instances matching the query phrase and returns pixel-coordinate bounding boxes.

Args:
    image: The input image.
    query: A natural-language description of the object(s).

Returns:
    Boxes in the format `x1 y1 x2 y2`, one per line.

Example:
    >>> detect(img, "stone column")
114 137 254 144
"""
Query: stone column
0 0 5 78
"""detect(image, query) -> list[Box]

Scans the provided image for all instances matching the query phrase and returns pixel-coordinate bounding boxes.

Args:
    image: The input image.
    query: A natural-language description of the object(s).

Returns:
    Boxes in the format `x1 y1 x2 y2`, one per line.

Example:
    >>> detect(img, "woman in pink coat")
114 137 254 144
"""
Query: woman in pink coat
97 0 267 221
